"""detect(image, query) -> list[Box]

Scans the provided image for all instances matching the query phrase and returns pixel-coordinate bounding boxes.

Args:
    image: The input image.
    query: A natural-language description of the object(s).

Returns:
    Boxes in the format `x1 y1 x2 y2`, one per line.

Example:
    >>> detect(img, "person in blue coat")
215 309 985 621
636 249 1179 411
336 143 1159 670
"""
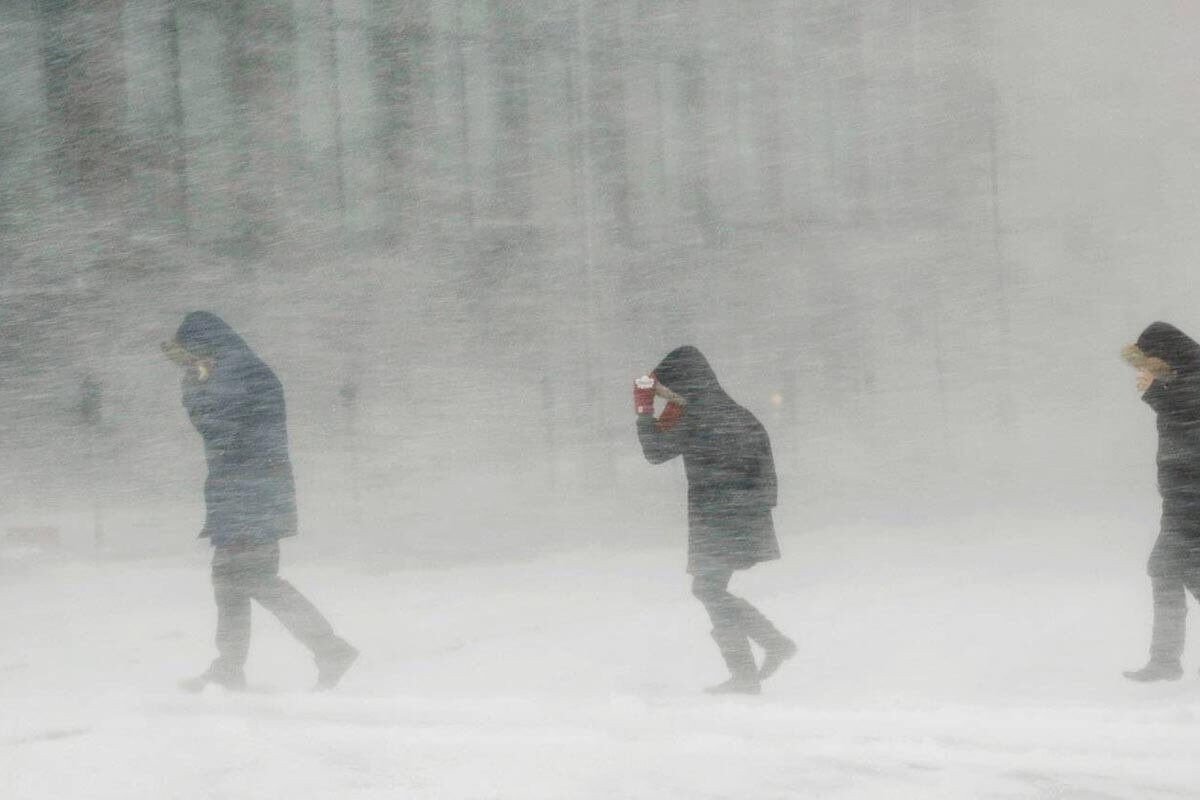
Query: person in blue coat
634 346 795 694
164 312 357 691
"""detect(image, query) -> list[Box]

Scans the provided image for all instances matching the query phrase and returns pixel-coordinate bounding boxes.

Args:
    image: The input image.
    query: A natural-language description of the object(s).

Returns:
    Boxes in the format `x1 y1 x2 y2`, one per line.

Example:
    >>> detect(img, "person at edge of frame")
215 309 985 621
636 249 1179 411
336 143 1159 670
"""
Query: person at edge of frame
1123 322 1200 682
163 311 358 693
633 345 796 695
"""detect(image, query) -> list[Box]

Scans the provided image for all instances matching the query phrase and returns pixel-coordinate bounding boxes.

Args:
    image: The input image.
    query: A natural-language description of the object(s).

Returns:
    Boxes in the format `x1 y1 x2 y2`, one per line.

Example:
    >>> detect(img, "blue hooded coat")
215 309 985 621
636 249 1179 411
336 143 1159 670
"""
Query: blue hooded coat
175 312 298 547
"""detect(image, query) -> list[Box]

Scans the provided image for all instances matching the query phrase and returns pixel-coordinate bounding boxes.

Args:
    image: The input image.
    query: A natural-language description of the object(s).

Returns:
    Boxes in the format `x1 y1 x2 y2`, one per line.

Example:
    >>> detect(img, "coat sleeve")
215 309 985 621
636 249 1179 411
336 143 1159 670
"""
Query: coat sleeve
238 378 282 463
221 364 285 467
637 414 684 464
184 376 247 456
215 380 259 464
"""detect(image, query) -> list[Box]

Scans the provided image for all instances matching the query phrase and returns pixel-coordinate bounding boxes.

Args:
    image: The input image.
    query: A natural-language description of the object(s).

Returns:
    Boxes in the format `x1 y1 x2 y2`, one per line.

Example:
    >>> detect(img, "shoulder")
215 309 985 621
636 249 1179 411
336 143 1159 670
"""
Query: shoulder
706 401 765 440
255 361 283 393
225 355 281 389
1177 372 1200 392
1165 374 1200 405
729 402 765 432
732 405 772 451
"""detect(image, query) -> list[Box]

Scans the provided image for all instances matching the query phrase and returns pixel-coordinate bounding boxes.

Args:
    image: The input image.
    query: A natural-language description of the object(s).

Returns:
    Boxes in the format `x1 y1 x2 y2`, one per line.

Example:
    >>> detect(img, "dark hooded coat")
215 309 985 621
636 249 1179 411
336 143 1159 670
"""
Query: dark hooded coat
1136 322 1200 531
637 346 780 574
175 312 297 547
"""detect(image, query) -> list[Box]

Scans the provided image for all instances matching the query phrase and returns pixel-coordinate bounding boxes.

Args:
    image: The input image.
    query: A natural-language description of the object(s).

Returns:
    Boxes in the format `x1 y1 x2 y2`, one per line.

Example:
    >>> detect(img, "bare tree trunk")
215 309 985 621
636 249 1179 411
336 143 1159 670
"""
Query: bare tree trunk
322 0 348 228
370 0 434 246
987 84 1014 425
38 0 132 267
671 3 721 247
568 0 617 486
579 0 632 246
165 2 192 242
450 0 477 233
487 0 532 224
223 0 299 257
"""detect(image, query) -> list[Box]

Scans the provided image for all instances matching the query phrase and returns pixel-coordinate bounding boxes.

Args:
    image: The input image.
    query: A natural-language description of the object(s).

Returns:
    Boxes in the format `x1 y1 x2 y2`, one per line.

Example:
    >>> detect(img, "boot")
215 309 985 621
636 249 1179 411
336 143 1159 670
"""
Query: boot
704 627 761 695
179 661 246 693
704 676 762 695
314 639 359 691
1123 660 1183 683
729 596 792 678
759 637 797 681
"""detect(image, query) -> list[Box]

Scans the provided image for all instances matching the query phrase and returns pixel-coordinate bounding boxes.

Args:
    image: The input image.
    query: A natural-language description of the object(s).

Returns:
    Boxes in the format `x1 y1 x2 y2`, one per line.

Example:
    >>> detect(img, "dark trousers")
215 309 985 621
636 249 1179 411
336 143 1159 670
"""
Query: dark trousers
1146 529 1200 665
691 570 788 672
211 541 339 673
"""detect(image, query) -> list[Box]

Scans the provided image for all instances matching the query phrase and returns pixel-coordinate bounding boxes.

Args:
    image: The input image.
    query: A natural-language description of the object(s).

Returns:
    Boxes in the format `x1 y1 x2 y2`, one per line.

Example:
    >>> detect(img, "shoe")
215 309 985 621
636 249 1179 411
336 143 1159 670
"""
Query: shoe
704 676 762 695
706 627 761 695
759 638 797 681
315 641 359 691
179 663 246 693
1122 661 1183 682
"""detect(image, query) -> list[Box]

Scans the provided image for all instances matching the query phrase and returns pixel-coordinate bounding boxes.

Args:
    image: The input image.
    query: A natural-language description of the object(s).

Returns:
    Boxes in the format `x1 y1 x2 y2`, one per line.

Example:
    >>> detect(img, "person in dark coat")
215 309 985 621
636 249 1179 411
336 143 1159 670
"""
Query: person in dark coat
1123 322 1200 682
634 346 795 694
163 312 357 692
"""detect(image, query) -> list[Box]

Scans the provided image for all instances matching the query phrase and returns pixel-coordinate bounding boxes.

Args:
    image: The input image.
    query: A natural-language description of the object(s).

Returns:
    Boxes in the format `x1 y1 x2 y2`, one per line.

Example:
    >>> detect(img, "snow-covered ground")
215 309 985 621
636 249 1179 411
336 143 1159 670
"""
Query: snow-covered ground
4 516 1200 799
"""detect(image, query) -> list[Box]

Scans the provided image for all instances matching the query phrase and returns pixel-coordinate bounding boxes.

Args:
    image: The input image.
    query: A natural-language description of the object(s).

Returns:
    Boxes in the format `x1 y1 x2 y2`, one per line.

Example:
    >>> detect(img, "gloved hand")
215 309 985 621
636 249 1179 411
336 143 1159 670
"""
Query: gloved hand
657 401 684 431
634 374 657 415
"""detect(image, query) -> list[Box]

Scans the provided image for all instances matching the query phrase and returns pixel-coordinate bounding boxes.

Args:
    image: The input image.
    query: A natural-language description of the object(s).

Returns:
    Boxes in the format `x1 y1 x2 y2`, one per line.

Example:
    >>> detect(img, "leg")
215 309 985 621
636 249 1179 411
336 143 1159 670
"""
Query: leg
727 595 796 680
692 571 759 693
692 572 788 645
727 596 789 651
1176 545 1200 671
1148 573 1187 666
1149 531 1188 666
213 548 252 669
1126 532 1187 681
253 575 340 656
188 546 252 690
696 573 795 680
691 570 739 630
246 543 357 689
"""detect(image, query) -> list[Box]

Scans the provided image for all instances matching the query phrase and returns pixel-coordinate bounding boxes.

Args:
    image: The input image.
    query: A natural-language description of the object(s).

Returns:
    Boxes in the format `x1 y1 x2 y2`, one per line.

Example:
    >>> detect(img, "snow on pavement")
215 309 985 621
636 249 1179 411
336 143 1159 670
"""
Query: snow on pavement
4 516 1200 799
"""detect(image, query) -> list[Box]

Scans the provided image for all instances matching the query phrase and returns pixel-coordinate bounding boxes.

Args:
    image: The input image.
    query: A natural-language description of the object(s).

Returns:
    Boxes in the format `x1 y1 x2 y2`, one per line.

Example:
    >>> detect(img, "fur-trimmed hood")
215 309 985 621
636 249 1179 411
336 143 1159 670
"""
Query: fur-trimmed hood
1124 322 1200 376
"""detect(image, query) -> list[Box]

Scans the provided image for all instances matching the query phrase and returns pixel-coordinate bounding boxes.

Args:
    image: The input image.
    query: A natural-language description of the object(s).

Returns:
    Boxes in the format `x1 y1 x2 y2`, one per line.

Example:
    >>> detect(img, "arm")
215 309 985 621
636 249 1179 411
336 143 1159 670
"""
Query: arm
211 378 256 463
183 373 244 451
637 413 684 464
231 369 299 536
633 375 685 464
232 371 296 488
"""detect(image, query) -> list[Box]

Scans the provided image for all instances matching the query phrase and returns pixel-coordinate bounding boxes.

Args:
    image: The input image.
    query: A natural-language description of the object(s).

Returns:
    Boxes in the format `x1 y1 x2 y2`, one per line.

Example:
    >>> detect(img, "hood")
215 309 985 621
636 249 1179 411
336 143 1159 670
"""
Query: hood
652 346 727 404
174 312 253 360
1132 322 1200 374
